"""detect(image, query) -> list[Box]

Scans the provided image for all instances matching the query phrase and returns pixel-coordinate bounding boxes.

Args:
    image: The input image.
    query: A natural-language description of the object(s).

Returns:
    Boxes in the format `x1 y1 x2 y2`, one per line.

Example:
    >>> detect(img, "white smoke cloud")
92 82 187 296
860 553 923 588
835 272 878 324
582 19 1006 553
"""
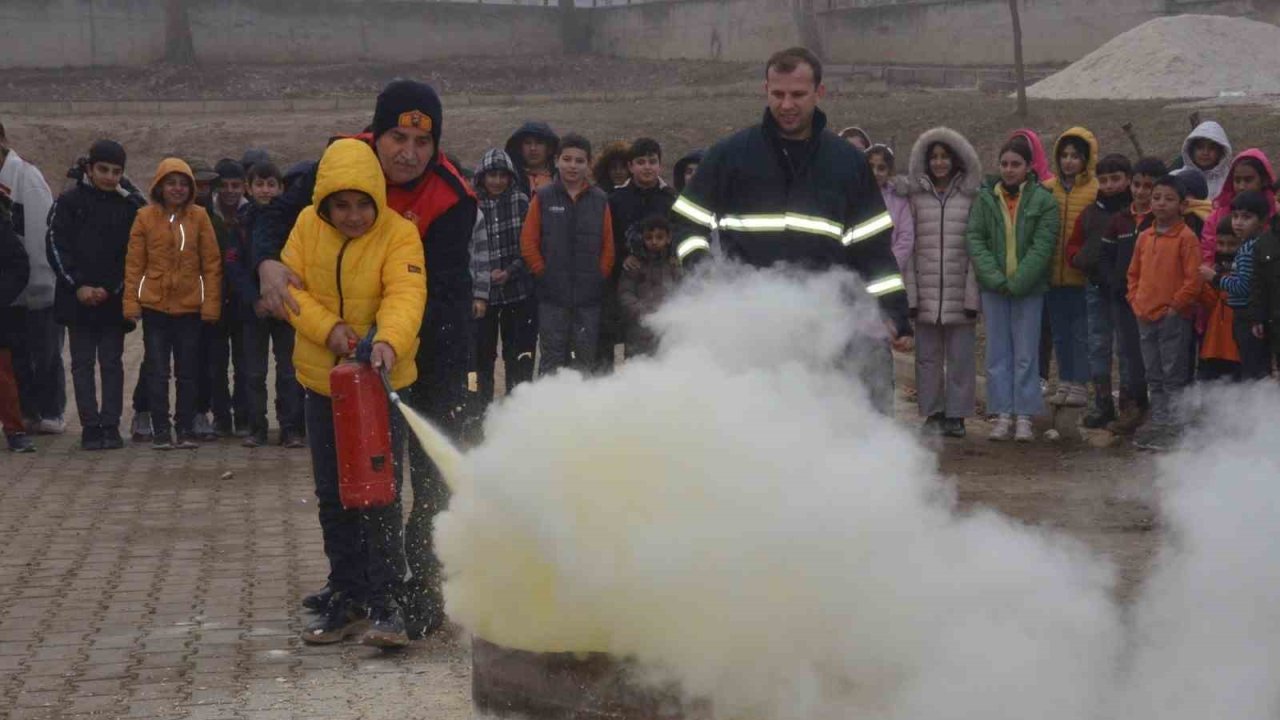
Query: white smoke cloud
433 267 1128 720
1109 383 1280 720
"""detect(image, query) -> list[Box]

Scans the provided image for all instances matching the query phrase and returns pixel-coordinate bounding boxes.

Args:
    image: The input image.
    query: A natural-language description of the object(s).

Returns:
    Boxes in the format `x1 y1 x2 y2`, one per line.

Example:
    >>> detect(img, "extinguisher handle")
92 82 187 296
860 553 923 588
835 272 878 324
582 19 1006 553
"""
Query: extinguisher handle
354 325 378 364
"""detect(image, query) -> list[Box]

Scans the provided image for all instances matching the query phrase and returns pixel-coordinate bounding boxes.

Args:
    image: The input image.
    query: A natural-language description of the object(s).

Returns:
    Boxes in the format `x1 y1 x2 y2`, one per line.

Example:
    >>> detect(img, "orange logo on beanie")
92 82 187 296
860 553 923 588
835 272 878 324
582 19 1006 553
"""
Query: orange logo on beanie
398 110 433 133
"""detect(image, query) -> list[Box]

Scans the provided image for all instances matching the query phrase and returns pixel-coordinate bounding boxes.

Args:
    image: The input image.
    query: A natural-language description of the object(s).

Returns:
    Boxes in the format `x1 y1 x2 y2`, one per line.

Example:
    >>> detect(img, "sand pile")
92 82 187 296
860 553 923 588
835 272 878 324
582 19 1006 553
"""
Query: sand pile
1027 14 1280 100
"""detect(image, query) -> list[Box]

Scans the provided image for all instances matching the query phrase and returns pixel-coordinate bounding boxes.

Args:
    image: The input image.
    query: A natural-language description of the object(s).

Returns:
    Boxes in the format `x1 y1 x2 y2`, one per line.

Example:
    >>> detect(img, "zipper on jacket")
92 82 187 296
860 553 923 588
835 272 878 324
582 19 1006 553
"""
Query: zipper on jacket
336 238 352 319
138 275 146 299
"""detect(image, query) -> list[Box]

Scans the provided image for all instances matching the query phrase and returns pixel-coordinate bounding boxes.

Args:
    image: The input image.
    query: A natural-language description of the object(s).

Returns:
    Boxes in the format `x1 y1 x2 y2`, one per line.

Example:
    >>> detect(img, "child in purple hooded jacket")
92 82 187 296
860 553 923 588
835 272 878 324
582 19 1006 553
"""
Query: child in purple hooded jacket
866 144 914 273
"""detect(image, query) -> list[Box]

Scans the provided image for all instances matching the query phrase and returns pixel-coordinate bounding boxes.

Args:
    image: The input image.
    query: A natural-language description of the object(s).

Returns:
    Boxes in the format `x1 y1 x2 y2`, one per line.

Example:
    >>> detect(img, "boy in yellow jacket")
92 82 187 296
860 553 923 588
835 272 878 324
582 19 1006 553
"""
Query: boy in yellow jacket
280 139 426 649
123 158 222 450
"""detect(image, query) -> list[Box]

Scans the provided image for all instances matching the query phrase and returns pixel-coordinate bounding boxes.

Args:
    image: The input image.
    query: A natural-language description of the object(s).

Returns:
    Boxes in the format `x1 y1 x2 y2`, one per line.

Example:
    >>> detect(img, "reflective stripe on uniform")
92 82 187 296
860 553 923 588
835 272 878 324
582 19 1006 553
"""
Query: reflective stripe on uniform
866 275 905 296
672 196 717 228
677 236 712 261
841 211 894 246
717 212 844 240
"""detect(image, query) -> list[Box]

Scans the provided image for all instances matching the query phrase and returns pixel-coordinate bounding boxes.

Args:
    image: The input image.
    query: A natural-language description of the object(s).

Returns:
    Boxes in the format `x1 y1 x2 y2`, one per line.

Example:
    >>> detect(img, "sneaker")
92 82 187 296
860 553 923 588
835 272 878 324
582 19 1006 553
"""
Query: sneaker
360 603 411 649
37 416 66 435
1061 383 1089 407
80 425 104 451
1134 424 1177 452
942 417 967 439
301 593 368 645
988 414 1012 441
151 431 175 451
1014 415 1035 442
193 414 217 441
281 430 307 449
131 412 153 442
6 433 35 453
100 426 125 450
920 413 945 436
302 584 335 612
242 430 268 448
174 432 200 450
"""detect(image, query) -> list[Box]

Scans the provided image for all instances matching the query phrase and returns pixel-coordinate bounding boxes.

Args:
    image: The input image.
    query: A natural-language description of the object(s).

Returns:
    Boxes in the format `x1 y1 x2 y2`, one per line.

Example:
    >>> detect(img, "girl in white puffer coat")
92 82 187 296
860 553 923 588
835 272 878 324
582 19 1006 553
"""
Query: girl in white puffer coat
894 127 982 438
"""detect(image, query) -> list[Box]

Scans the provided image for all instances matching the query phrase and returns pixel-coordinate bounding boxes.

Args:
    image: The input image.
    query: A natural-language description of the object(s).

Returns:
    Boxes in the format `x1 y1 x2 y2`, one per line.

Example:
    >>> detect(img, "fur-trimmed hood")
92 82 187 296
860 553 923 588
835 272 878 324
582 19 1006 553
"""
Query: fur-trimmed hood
894 127 982 197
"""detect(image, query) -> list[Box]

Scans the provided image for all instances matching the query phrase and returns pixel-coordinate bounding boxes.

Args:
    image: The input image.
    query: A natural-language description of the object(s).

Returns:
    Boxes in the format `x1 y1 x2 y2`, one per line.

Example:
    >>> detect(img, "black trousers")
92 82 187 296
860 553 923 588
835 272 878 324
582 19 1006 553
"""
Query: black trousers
473 296 537 410
1234 314 1274 380
304 390 407 606
142 310 201 436
12 307 66 420
242 315 304 435
68 323 125 428
198 319 247 423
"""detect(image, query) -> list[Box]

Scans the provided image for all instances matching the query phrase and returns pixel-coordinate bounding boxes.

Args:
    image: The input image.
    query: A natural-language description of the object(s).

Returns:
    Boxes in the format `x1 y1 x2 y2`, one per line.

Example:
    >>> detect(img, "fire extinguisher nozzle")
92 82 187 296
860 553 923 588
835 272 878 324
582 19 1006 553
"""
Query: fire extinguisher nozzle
378 367 397 404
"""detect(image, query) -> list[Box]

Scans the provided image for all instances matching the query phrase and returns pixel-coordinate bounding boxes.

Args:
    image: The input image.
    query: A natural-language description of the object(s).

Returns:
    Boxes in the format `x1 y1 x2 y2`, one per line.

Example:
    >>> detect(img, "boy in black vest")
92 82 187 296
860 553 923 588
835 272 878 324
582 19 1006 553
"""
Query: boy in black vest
47 140 146 450
1066 153 1132 428
520 134 616 375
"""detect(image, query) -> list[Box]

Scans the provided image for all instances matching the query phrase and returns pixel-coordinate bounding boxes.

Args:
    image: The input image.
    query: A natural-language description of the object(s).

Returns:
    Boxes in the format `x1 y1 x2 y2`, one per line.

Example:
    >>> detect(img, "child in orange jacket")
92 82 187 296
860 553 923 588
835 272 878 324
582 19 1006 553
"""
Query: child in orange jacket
1195 215 1242 382
1126 176 1202 450
123 158 222 450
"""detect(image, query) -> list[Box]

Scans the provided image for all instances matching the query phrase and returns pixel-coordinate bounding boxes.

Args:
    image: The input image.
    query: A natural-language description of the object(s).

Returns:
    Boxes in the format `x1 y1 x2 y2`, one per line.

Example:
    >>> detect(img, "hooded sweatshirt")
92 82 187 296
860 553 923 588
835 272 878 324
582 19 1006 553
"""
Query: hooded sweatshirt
1175 121 1233 201
1008 129 1055 185
673 150 705 194
0 148 54 310
473 148 533 306
123 158 223 322
504 121 560 197
1200 148 1277 264
1042 127 1099 288
280 139 426 396
894 127 981 325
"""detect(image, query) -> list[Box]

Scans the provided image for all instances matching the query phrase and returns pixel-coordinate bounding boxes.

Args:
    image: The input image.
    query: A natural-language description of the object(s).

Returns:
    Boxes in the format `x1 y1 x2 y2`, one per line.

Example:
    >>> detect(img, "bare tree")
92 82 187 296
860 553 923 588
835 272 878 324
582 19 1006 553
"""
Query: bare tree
1008 0 1028 117
164 0 196 65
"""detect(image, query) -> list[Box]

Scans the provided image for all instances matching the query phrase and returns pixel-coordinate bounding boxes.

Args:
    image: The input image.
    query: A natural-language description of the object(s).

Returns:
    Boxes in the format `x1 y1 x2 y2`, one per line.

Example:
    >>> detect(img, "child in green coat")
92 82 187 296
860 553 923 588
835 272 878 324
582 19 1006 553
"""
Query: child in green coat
965 137 1060 442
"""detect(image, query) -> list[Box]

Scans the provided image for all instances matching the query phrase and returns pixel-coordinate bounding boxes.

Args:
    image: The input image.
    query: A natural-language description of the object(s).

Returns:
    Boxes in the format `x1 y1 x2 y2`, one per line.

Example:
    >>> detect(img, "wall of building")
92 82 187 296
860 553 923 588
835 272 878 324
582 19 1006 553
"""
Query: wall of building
0 0 562 68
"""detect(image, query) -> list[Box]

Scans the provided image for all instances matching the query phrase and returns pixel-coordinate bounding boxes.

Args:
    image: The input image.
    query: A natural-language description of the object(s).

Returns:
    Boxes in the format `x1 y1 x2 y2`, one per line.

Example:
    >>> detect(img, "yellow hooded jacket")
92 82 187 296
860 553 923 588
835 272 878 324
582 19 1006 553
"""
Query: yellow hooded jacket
1042 127 1099 288
281 139 427 396
123 158 223 321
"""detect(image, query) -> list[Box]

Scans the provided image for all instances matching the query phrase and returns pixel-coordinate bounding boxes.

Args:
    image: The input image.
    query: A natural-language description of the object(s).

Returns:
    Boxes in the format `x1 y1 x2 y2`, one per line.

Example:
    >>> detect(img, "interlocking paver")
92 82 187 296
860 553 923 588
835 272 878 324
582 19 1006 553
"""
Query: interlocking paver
0 334 470 719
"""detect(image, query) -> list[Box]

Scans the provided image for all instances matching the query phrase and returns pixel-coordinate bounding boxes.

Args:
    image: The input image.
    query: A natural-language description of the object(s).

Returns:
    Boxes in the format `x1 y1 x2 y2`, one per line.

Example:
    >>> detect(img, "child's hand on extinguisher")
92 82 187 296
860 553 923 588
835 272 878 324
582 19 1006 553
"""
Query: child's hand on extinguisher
326 323 359 356
370 342 396 371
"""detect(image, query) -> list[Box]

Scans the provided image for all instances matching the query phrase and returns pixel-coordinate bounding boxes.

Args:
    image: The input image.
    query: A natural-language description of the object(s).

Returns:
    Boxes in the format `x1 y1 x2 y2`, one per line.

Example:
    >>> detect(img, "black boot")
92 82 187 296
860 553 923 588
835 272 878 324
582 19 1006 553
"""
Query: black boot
1083 377 1116 429
302 584 335 612
361 601 410 649
401 578 445 641
300 592 367 645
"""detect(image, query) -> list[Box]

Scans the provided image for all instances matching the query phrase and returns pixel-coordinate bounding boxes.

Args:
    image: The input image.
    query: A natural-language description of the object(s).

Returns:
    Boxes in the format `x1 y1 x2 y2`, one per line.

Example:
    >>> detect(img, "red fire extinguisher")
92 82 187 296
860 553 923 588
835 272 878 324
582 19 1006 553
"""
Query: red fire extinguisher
330 329 396 510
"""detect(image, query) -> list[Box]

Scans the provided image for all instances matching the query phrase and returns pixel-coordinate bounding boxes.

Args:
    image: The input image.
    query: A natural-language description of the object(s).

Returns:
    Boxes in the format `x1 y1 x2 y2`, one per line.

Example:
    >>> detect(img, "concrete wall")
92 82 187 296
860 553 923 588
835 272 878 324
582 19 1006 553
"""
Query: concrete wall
589 0 1270 65
0 0 562 68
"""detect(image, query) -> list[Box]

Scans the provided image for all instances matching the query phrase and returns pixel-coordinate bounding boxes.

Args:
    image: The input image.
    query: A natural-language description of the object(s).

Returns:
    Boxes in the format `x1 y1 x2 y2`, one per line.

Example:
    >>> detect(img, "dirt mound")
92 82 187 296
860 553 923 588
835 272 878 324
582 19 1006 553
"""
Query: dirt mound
1027 14 1280 100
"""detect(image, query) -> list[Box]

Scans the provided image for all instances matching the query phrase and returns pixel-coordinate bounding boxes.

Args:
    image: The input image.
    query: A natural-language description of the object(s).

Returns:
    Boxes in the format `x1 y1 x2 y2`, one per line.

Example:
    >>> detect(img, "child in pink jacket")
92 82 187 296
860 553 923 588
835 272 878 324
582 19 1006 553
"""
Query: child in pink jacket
866 144 915 273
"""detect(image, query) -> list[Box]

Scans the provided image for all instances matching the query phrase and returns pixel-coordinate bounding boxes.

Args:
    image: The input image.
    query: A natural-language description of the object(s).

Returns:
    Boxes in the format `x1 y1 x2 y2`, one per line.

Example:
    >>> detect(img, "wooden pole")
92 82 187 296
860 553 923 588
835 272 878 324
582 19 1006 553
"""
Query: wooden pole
1008 0 1028 118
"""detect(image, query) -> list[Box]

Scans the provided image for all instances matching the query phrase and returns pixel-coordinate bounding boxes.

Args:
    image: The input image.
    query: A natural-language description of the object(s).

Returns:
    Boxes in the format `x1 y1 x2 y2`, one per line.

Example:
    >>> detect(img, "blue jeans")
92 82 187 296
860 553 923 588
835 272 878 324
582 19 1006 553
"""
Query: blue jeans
1085 285 1113 380
1046 286 1089 383
982 292 1045 416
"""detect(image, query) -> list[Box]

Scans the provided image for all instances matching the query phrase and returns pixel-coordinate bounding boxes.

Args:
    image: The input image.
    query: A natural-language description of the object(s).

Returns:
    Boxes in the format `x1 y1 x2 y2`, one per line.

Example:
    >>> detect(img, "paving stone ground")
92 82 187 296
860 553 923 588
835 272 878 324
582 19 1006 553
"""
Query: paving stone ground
0 333 472 719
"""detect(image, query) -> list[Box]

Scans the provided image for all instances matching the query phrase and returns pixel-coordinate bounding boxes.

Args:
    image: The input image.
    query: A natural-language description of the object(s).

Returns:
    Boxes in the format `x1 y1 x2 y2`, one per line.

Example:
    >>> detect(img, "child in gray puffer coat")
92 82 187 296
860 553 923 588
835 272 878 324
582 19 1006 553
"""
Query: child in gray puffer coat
894 127 982 438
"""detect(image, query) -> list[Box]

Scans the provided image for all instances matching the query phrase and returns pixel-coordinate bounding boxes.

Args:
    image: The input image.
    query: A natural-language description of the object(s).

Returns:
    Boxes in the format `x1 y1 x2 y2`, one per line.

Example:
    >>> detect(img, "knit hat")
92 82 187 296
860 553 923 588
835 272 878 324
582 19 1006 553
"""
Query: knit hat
187 158 219 182
1231 189 1272 219
371 80 442 145
88 139 127 168
214 158 245 181
239 148 270 173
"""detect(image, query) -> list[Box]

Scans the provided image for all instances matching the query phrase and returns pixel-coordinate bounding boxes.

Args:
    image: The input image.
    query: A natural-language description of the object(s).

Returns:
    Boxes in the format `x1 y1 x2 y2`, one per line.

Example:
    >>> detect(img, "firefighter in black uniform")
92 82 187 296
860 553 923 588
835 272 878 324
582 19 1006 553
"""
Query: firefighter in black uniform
671 47 912 413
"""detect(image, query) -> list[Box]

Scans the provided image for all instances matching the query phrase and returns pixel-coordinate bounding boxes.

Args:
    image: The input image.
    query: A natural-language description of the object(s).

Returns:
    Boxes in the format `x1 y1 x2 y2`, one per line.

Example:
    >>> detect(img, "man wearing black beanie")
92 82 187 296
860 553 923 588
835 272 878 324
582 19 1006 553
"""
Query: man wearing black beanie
252 79 480 647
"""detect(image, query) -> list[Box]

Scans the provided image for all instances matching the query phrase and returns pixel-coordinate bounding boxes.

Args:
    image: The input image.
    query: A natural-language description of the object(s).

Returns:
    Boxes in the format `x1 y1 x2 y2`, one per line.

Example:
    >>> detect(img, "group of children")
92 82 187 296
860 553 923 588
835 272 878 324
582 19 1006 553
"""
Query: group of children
861 120 1279 449
4 115 1278 456
23 142 304 451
